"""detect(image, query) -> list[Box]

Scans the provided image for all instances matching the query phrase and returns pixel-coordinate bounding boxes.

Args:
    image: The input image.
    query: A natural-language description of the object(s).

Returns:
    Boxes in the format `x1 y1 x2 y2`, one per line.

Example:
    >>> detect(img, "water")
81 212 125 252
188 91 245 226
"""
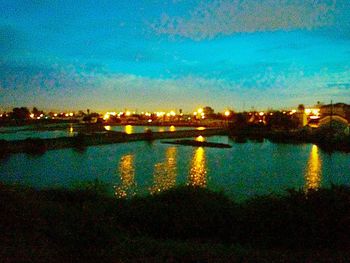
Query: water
0 136 349 201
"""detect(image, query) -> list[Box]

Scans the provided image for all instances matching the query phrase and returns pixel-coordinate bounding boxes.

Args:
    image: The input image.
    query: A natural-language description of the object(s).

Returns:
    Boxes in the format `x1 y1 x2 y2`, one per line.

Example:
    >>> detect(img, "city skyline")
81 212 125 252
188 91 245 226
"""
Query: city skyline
1 0 350 112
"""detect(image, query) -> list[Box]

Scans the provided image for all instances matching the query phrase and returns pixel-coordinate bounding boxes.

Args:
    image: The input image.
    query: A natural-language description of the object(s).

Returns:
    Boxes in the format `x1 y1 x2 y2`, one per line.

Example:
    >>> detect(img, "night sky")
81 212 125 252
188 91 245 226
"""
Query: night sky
1 0 349 112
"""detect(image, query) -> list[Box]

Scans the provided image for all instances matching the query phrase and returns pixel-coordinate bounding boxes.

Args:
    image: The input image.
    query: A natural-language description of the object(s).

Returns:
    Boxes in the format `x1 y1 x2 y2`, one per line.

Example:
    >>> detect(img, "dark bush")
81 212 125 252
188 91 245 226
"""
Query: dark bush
24 138 47 155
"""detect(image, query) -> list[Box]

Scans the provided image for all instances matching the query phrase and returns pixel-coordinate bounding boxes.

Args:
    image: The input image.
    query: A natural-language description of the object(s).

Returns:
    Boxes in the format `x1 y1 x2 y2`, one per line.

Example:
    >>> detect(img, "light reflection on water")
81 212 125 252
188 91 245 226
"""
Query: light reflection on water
124 125 133 134
149 147 177 194
304 144 322 191
188 147 207 187
115 154 136 198
0 136 349 201
195 135 205 142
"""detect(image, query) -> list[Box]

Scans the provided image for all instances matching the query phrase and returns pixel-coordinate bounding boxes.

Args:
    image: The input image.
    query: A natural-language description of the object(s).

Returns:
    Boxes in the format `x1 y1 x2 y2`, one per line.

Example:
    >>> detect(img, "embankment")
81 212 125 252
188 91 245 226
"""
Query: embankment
0 128 227 155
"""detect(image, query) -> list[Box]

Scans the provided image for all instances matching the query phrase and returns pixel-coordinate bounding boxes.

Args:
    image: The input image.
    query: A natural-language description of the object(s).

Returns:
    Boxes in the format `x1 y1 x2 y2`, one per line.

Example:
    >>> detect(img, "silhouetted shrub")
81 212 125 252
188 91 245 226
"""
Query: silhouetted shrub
145 128 153 141
24 138 47 155
72 133 87 152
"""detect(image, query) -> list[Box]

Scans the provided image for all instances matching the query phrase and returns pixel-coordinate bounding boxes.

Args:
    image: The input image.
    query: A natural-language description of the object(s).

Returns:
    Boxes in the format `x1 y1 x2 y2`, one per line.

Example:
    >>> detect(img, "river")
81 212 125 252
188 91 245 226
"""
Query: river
0 135 349 201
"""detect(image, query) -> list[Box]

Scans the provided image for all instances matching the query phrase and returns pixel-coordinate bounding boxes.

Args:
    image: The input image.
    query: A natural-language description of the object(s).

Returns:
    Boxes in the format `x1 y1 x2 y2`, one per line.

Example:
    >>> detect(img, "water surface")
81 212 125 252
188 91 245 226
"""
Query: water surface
0 136 349 201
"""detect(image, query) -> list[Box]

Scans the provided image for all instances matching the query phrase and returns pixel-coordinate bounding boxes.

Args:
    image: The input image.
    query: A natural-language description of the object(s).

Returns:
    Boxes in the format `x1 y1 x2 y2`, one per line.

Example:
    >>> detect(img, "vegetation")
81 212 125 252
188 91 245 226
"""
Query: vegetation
228 116 350 152
1 183 350 262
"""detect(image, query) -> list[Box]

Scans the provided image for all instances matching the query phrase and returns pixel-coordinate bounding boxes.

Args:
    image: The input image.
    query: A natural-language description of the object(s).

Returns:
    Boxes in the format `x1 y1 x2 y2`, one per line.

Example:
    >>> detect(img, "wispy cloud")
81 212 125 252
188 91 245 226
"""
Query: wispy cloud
152 0 337 40
1 59 349 111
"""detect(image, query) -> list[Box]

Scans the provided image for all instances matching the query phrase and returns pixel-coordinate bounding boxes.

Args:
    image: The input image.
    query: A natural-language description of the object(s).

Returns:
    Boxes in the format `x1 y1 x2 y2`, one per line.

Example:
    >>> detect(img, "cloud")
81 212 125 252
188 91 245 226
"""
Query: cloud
1 59 349 111
0 26 27 57
152 0 337 40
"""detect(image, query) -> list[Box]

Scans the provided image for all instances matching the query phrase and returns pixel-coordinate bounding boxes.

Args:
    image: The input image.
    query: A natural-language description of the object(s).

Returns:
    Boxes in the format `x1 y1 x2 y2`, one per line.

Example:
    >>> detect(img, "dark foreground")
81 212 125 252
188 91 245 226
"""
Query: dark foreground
1 184 350 262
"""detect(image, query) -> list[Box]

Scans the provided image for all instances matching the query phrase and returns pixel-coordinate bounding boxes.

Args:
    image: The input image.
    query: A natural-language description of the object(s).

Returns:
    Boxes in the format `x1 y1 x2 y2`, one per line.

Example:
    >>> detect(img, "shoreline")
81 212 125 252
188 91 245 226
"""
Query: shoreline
1 126 350 156
0 128 227 155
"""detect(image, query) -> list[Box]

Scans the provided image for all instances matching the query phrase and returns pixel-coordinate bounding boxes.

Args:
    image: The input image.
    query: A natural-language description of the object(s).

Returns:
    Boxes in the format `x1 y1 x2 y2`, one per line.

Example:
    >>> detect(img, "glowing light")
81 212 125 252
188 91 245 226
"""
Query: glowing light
197 108 203 114
169 110 176 116
115 154 136 198
312 109 320 115
310 116 320 119
69 112 73 117
193 112 197 115
189 147 207 187
30 113 34 118
104 112 117 120
195 135 205 142
305 108 320 116
69 126 74 133
169 125 176 132
54 113 58 117
148 119 152 123
305 109 312 115
125 125 133 134
125 111 131 116
104 125 111 131
305 145 322 191
37 117 41 119
224 110 230 117
196 127 206 130
259 112 264 116
40 113 43 117
150 147 177 194
103 113 110 120
65 113 69 117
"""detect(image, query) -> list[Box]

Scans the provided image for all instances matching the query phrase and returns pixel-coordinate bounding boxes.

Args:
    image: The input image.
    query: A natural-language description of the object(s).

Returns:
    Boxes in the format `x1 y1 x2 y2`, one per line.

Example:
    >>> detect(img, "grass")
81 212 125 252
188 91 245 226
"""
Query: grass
1 183 350 262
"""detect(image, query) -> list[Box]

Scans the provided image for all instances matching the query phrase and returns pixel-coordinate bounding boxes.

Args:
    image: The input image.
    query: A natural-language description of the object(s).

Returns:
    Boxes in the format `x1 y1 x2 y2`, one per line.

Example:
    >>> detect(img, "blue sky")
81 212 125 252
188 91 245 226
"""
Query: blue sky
0 0 349 112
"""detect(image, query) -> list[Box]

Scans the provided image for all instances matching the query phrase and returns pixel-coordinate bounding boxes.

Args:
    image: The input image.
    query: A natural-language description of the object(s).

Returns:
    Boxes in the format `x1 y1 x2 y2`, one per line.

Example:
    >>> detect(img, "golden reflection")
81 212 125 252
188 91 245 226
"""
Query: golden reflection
150 147 177 194
195 135 205 142
124 125 133 134
196 127 206 130
169 125 176 132
115 154 136 198
68 125 74 137
189 147 207 187
305 144 322 191
104 125 111 131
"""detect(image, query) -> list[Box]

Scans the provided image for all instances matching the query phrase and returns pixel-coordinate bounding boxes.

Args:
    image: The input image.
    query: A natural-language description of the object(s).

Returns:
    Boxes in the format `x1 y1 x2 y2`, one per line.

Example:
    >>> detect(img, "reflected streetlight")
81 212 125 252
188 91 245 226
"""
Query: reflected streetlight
305 145 322 192
189 147 207 187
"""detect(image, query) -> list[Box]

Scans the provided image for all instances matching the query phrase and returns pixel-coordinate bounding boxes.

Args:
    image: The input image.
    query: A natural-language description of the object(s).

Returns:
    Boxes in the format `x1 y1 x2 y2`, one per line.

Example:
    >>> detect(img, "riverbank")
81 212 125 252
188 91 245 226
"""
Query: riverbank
1 183 350 262
0 128 226 156
230 128 350 153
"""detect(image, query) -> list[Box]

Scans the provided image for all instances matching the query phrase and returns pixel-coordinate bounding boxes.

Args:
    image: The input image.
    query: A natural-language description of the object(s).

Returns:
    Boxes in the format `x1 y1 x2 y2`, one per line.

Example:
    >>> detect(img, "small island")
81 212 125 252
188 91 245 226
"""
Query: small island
161 139 232 148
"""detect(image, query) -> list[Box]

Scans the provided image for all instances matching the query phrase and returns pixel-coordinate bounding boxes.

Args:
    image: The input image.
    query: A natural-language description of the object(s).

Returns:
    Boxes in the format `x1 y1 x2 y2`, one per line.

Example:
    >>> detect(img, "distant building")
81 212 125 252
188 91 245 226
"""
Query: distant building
318 103 350 133
320 103 350 122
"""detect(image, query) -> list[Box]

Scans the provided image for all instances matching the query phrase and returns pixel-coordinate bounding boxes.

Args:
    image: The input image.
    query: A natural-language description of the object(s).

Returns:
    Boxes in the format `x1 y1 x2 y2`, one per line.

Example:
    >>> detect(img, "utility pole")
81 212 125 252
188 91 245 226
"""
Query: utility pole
330 100 333 131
